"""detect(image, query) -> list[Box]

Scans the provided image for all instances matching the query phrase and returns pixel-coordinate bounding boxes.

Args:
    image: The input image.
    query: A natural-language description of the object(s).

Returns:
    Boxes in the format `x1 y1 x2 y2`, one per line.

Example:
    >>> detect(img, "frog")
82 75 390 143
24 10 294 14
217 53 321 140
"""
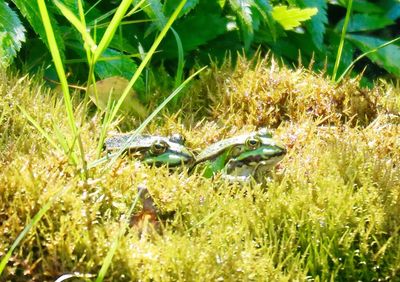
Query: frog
104 133 194 168
105 133 194 232
191 128 286 182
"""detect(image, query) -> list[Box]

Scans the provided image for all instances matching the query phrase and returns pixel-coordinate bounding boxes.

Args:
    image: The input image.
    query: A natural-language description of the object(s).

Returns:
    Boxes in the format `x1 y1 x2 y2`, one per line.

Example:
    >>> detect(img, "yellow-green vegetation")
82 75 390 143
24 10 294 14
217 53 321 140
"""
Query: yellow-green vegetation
1 56 400 281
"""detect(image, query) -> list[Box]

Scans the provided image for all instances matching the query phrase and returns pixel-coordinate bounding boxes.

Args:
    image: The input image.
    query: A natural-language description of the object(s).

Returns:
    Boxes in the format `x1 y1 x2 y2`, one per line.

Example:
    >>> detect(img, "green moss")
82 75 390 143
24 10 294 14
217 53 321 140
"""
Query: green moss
0 56 400 281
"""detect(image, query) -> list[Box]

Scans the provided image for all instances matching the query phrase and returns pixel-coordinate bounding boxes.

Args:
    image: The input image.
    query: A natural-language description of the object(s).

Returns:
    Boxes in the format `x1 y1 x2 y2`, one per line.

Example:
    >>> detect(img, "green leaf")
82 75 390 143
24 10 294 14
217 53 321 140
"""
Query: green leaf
53 0 96 52
347 34 400 76
229 0 254 49
346 0 385 14
271 5 317 30
336 14 394 32
0 0 25 67
12 0 65 60
298 0 327 49
253 0 278 41
218 0 227 8
386 3 400 20
164 0 199 17
254 0 271 12
143 0 167 34
159 2 228 58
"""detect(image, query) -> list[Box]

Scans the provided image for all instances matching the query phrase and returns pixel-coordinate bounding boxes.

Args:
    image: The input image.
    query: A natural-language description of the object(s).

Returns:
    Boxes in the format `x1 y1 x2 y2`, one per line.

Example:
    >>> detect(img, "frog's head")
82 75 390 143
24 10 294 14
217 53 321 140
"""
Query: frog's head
194 128 286 178
105 134 194 167
227 128 286 168
142 134 194 167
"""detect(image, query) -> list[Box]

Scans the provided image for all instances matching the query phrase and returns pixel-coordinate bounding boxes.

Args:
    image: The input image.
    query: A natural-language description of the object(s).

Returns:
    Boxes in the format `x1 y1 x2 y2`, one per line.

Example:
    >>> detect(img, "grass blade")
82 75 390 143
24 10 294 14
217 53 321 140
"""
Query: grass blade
37 0 76 138
53 0 96 52
105 0 188 126
87 66 206 170
332 0 353 82
92 0 145 63
171 27 185 108
37 0 86 172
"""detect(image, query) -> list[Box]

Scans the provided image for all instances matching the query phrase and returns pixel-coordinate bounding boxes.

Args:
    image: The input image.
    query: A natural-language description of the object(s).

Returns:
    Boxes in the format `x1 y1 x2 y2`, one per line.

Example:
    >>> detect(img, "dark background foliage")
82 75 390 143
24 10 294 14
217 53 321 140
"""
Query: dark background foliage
1 0 400 92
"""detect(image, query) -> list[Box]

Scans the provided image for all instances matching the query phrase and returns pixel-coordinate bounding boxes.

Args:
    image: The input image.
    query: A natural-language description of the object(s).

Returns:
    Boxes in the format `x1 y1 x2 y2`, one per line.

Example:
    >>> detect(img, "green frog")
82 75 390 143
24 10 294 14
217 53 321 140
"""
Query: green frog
192 128 286 181
104 133 194 167
105 134 194 231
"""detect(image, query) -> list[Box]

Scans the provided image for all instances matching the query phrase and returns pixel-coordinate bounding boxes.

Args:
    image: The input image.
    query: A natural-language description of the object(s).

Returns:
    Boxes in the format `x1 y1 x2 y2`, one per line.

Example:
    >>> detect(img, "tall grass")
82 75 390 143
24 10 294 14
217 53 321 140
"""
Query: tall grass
0 0 191 277
37 0 86 172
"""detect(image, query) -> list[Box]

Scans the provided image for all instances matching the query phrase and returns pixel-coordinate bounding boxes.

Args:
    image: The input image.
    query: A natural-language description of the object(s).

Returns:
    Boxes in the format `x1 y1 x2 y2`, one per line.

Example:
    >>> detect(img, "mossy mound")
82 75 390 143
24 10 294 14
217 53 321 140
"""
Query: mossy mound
0 57 399 281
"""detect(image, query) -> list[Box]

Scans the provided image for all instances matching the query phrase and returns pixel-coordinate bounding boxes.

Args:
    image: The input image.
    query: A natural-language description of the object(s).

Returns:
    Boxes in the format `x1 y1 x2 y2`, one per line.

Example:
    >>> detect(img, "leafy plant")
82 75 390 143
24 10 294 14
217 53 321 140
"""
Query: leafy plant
271 5 317 30
2 0 399 92
1 1 320 80
0 0 25 67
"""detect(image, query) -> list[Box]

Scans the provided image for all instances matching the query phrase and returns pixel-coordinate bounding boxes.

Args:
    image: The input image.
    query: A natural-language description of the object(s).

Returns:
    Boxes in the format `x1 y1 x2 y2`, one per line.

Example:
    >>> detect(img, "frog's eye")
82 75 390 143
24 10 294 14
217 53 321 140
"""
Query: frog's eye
245 137 261 149
150 141 168 155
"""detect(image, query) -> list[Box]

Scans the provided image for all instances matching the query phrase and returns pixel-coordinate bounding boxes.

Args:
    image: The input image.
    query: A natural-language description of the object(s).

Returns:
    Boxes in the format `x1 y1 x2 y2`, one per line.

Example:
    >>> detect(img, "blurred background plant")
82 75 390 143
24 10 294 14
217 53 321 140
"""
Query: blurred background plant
1 0 399 96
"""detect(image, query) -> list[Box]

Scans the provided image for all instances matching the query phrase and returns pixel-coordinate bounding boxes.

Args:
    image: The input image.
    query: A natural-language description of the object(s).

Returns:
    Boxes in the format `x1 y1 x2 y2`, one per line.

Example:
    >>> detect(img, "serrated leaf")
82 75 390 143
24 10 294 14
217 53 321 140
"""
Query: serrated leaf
271 5 317 30
336 14 394 32
11 0 65 60
253 0 278 41
164 0 200 17
347 34 400 76
142 0 167 37
230 0 254 49
0 0 25 67
298 0 327 49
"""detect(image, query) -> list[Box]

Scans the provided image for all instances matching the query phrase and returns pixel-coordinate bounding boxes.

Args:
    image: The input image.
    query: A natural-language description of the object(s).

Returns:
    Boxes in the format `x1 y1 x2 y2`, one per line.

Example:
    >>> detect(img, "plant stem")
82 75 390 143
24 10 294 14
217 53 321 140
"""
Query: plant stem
332 0 353 82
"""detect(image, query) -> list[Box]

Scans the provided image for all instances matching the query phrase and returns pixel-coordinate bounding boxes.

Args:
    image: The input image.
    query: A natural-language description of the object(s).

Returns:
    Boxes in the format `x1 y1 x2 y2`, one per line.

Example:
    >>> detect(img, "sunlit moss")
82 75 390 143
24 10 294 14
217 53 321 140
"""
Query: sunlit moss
0 57 400 281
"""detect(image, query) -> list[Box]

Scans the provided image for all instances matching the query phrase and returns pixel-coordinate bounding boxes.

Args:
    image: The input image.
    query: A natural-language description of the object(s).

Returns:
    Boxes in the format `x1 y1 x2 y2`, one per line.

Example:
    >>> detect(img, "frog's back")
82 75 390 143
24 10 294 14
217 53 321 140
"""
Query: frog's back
195 135 248 162
105 135 163 151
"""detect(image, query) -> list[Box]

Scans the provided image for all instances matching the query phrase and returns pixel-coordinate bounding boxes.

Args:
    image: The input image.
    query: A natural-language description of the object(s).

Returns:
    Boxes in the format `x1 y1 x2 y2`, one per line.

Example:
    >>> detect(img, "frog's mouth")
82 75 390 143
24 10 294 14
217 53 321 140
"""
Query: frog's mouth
234 149 286 165
225 151 286 175
144 151 194 167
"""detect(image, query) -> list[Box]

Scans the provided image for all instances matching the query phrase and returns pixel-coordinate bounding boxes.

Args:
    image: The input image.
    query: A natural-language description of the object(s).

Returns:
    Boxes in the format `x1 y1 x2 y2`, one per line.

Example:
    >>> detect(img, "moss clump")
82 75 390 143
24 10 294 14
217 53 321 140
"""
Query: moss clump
1 56 400 281
179 55 397 129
